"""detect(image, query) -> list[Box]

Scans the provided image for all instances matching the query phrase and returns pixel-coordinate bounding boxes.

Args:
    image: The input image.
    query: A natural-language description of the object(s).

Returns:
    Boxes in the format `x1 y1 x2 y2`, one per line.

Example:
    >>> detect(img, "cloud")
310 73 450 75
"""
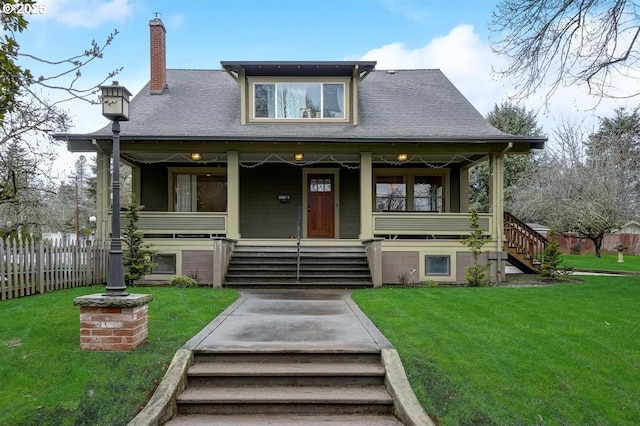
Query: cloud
356 24 636 137
39 0 134 28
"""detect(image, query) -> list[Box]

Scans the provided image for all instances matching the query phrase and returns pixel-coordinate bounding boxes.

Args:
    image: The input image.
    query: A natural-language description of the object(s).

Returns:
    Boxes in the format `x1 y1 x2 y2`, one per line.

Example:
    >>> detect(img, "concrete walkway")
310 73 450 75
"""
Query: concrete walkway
131 290 434 426
184 289 393 353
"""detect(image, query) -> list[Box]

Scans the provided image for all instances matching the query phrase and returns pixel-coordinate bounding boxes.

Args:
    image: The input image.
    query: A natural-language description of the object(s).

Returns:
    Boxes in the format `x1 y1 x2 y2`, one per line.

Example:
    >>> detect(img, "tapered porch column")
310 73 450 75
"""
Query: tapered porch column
360 152 373 239
95 150 111 242
489 152 505 282
489 152 505 236
227 151 240 239
459 165 470 213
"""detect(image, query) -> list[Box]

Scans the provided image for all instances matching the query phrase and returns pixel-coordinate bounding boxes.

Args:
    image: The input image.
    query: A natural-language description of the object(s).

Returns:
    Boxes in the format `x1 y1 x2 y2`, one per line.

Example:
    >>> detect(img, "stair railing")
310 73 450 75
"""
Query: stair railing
503 212 548 267
296 205 302 283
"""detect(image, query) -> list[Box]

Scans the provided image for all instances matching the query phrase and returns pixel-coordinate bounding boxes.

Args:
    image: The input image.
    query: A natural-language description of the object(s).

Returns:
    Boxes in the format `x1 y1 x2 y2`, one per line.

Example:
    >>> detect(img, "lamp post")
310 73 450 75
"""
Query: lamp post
100 81 132 297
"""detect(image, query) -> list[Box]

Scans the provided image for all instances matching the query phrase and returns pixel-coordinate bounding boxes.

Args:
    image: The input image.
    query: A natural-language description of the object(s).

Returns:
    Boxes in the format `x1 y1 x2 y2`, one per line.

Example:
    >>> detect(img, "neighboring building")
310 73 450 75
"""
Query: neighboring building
55 18 546 285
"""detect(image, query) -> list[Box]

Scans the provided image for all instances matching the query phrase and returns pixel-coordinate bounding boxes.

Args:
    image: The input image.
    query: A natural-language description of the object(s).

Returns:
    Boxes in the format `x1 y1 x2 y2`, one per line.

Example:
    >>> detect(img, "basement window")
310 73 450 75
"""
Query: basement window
152 254 177 274
425 255 450 276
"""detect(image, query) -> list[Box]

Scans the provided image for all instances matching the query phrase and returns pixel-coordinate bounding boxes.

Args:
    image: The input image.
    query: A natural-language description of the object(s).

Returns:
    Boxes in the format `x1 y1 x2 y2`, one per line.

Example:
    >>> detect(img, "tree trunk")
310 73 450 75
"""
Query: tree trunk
591 233 605 258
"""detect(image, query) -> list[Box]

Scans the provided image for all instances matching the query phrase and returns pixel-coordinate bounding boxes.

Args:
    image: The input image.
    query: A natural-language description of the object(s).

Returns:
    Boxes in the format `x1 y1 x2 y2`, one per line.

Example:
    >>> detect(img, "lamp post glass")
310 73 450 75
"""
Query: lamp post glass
100 82 131 121
100 82 131 296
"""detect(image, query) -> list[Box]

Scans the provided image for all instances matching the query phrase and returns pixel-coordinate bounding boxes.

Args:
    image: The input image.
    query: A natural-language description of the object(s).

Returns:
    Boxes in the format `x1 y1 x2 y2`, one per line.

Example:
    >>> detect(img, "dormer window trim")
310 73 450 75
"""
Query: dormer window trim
248 76 351 123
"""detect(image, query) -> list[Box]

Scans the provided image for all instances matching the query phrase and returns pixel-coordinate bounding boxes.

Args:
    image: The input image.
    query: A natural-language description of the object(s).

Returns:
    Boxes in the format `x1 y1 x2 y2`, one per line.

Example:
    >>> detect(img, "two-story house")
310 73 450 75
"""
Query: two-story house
56 18 546 287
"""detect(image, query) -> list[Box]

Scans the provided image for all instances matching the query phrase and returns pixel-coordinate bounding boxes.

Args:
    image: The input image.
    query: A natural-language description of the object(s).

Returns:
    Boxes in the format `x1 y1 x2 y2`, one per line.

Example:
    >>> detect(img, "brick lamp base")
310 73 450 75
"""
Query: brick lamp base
73 293 153 351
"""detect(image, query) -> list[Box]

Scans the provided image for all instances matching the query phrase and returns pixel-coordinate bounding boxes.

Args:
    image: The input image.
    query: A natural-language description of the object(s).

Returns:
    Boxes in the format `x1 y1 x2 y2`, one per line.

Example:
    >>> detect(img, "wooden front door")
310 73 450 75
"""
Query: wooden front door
307 174 335 238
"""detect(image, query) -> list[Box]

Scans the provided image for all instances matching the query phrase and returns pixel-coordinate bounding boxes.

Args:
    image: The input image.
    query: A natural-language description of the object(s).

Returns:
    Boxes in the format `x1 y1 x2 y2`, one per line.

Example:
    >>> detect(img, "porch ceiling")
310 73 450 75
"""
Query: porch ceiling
120 150 484 166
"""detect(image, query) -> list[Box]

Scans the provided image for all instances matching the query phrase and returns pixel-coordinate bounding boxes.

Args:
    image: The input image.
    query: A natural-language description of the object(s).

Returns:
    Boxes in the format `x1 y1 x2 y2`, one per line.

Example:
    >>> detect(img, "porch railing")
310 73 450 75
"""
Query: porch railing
373 212 492 236
107 211 228 236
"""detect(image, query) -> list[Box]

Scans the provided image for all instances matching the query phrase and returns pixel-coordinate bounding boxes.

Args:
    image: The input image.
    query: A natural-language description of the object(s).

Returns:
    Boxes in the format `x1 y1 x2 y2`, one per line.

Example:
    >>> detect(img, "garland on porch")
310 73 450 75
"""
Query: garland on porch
120 153 226 164
372 154 484 168
238 153 360 169
116 152 487 169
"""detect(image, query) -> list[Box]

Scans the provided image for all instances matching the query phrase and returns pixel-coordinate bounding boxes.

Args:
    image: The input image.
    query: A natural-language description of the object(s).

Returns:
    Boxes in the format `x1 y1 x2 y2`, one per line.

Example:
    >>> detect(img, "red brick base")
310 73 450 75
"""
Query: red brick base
74 293 153 351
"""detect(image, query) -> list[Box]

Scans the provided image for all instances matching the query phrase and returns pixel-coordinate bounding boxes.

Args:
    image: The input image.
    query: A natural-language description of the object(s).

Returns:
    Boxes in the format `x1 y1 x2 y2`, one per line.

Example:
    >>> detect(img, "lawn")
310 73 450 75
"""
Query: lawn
0 286 238 426
353 275 640 426
561 253 640 272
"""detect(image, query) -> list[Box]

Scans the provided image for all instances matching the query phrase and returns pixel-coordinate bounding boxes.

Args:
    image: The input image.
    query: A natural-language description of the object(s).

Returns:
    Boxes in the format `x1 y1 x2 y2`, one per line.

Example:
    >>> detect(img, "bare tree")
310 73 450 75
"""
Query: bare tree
0 0 119 234
512 119 636 256
491 0 640 101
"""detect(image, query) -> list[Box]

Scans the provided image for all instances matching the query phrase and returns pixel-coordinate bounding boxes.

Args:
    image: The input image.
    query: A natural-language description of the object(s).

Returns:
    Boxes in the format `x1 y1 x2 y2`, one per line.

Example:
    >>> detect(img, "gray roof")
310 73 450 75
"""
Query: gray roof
60 68 545 146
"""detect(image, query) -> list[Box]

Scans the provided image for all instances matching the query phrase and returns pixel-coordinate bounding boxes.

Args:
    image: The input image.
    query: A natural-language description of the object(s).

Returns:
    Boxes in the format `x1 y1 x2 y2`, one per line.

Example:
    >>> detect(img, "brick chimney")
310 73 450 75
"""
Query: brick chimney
149 18 167 94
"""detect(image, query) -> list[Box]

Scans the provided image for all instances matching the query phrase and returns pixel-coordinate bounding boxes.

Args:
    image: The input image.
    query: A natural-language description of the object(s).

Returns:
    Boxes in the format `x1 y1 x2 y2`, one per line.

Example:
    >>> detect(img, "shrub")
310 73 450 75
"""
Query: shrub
170 276 198 288
461 208 492 286
422 279 439 288
540 230 568 279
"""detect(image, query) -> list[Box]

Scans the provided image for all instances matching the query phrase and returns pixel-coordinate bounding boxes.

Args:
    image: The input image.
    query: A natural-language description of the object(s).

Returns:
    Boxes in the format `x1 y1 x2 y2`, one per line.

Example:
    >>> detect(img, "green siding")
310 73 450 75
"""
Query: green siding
239 165 302 238
340 169 360 238
140 166 168 211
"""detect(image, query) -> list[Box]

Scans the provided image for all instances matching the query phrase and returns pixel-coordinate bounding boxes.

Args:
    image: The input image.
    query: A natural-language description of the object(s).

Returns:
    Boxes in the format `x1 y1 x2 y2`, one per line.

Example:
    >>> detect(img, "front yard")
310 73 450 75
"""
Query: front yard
2 275 639 425
353 274 640 425
0 286 238 425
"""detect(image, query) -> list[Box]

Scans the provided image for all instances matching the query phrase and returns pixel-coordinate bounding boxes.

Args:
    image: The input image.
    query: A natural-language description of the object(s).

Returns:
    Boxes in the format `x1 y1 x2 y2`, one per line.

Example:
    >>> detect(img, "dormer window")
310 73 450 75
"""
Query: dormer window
251 79 348 122
221 61 376 125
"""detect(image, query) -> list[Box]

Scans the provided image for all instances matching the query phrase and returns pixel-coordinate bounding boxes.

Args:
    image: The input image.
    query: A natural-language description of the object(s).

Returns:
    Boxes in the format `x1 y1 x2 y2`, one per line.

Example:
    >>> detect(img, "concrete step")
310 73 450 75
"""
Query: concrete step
233 245 367 253
224 245 373 288
187 361 385 387
165 413 404 425
176 385 394 415
226 266 371 272
192 351 382 364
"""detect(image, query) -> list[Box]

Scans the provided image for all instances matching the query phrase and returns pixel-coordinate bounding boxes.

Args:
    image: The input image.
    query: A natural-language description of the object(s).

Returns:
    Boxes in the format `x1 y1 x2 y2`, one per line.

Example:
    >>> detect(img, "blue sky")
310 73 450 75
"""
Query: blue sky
14 0 636 170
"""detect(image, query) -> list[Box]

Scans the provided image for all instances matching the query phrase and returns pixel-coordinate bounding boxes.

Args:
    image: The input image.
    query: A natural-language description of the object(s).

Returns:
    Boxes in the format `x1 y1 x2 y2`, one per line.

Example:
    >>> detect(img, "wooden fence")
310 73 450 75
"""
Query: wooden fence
0 239 109 300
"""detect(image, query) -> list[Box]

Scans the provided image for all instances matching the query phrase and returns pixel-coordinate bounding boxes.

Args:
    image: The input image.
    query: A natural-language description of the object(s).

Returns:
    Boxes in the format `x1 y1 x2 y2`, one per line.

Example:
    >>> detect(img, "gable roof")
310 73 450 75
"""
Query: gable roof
57 67 545 147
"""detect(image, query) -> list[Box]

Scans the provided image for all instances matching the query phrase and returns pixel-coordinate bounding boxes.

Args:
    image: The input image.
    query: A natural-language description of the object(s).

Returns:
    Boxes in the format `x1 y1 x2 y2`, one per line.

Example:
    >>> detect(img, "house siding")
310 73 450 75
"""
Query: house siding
339 168 360 238
141 166 168 211
240 165 303 238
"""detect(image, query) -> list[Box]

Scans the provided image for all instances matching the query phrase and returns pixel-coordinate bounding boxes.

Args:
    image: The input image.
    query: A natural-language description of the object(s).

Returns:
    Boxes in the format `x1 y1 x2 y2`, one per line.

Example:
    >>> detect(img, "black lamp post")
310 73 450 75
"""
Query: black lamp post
100 81 132 297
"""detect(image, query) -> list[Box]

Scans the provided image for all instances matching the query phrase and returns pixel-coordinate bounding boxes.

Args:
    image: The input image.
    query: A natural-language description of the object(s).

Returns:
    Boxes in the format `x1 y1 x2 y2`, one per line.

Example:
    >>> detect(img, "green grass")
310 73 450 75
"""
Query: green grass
0 286 238 426
561 253 640 272
353 276 640 426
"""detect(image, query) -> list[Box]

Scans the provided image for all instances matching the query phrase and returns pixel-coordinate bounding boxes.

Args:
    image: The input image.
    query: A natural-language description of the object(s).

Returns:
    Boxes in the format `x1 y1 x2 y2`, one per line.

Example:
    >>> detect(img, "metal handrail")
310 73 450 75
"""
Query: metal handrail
296 205 302 282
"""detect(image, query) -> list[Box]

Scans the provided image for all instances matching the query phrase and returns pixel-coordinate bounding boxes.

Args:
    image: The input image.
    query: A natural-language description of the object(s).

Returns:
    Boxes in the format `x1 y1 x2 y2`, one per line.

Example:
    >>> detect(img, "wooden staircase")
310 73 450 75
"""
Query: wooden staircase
503 212 548 273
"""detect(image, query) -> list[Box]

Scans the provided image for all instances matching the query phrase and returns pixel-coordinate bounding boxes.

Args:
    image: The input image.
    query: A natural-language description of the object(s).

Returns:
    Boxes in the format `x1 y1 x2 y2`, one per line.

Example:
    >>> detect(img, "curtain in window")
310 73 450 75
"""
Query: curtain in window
175 175 196 212
277 84 307 118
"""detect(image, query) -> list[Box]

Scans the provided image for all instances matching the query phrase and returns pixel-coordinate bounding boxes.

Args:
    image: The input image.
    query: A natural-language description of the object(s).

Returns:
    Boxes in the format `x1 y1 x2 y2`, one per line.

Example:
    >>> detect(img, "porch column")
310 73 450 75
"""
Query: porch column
489 152 505 235
490 152 505 282
227 151 240 239
96 150 111 242
130 164 141 203
360 152 373 239
459 165 470 213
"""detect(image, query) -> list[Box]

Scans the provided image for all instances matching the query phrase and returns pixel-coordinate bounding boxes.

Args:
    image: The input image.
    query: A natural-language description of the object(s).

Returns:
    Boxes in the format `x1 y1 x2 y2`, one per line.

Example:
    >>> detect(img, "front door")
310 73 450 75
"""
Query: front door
307 174 335 238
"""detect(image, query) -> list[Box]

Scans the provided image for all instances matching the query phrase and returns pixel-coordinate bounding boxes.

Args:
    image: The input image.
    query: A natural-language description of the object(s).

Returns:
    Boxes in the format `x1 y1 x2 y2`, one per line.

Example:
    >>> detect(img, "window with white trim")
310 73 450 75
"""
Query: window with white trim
253 82 345 120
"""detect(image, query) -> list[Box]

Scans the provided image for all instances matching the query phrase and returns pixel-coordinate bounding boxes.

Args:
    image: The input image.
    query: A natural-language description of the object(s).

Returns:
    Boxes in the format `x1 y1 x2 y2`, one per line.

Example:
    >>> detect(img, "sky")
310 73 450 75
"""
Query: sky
14 0 638 174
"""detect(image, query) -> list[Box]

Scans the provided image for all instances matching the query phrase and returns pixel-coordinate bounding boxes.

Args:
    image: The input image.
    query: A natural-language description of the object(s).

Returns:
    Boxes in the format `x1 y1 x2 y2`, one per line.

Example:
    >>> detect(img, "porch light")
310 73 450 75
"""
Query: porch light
100 81 131 297
191 152 202 161
294 153 304 161
396 153 408 162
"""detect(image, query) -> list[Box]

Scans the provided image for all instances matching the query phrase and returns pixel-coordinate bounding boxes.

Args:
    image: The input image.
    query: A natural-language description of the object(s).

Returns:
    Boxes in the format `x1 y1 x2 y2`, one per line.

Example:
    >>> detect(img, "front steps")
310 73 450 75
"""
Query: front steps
223 245 373 288
166 350 403 425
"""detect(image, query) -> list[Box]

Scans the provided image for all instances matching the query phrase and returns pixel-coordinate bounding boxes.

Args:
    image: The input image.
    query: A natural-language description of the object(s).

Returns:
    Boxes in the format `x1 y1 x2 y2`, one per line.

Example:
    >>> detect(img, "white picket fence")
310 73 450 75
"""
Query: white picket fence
0 239 109 300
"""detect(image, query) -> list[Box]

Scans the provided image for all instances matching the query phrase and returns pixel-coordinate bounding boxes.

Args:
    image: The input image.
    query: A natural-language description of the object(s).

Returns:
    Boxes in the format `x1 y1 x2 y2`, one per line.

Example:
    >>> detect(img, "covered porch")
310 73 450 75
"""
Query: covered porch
94 142 509 284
